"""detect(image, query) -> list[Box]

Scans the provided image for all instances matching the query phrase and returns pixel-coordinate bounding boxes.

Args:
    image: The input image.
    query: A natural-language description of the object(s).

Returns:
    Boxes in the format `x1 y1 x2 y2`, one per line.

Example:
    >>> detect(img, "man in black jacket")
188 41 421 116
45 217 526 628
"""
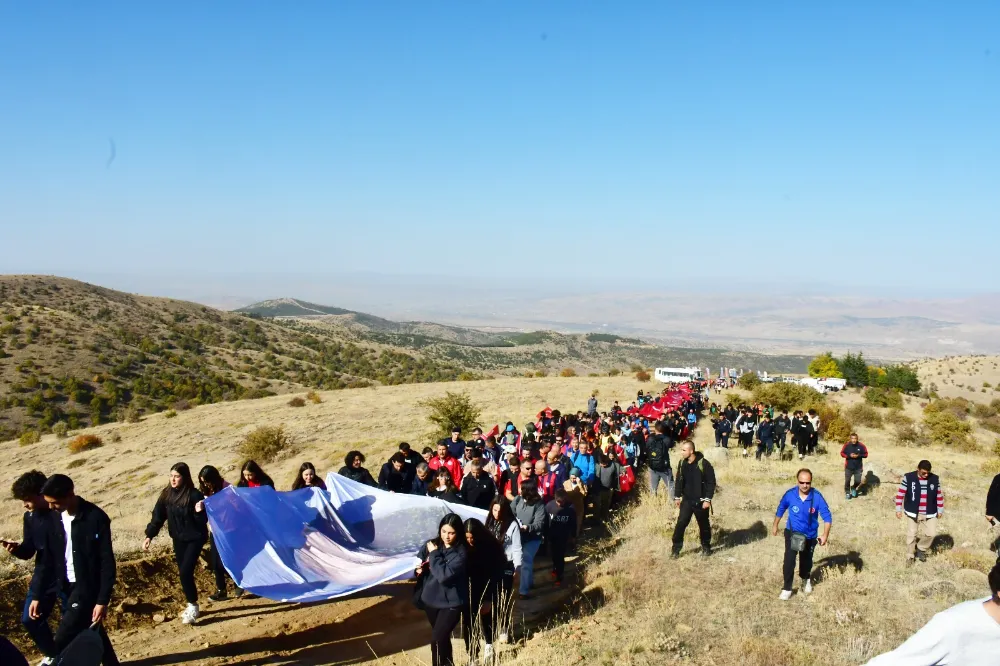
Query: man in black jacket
647 422 675 498
459 459 497 510
672 441 716 557
36 474 119 665
987 472 1000 563
3 471 61 663
773 412 790 454
791 411 815 461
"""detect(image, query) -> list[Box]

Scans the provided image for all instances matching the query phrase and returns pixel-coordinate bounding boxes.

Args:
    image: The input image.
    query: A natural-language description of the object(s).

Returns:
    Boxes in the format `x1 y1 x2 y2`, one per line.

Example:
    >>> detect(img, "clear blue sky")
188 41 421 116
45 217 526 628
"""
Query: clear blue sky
2 2 998 294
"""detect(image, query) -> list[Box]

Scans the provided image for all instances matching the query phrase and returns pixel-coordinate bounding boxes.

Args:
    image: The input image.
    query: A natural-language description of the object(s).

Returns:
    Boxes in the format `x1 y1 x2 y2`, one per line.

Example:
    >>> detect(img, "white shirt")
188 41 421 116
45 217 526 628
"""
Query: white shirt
61 511 76 584
865 598 1000 665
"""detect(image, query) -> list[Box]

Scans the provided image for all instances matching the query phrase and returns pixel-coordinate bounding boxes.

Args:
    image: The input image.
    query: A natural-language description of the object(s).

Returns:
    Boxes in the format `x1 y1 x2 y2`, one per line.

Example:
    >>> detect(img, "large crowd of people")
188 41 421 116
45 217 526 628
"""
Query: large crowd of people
2 380 1000 665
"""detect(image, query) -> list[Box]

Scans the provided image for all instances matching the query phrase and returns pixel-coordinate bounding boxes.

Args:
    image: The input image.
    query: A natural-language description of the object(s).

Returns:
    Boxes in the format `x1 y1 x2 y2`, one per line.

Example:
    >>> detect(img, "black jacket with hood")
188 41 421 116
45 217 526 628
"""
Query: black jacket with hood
674 452 716 504
145 487 208 543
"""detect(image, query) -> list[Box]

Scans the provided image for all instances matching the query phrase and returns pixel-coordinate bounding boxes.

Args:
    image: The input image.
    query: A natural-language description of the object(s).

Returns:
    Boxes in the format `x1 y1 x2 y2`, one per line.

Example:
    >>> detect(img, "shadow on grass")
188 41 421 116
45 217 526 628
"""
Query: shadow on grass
862 471 881 493
715 520 768 550
931 533 955 554
812 550 864 584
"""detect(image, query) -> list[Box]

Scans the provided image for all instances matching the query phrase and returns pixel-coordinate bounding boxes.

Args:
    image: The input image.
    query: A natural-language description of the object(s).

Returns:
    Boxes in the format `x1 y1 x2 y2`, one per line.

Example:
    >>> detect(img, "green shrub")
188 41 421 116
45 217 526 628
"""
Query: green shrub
239 425 292 463
288 396 306 407
607 369 622 377
808 352 843 378
534 370 548 378
993 438 1000 458
630 364 644 373
737 374 761 390
67 458 86 469
68 434 103 453
120 404 142 423
242 388 276 400
560 368 577 377
845 403 884 429
19 430 41 446
306 390 323 404
636 370 651 382
972 402 998 419
751 383 824 413
825 417 853 444
172 399 192 411
52 421 69 438
421 391 482 442
924 397 971 420
164 409 178 418
922 410 975 450
982 458 1000 476
864 387 903 410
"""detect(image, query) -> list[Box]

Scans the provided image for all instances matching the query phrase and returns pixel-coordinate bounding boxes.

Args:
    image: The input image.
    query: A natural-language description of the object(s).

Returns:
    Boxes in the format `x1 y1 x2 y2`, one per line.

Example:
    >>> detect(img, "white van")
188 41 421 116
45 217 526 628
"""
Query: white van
654 367 704 383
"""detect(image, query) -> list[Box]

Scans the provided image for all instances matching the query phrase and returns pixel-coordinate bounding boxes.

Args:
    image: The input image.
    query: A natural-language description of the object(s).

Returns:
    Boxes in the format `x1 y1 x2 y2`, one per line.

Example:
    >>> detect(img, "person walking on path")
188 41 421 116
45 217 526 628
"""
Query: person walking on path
895 460 944 563
714 413 732 449
593 451 620 523
773 468 832 600
736 410 755 457
671 441 715 558
36 474 120 664
863 563 1000 665
756 415 774 460
3 471 61 665
773 411 790 454
415 513 468 666
646 421 675 497
840 433 868 500
791 411 814 461
511 484 546 599
143 463 209 625
197 465 243 601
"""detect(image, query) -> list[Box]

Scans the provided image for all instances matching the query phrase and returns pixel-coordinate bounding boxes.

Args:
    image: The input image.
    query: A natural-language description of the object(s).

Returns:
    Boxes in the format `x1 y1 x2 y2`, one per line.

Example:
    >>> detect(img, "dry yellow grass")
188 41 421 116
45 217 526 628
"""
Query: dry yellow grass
0 375 651 579
511 390 999 666
915 354 1000 400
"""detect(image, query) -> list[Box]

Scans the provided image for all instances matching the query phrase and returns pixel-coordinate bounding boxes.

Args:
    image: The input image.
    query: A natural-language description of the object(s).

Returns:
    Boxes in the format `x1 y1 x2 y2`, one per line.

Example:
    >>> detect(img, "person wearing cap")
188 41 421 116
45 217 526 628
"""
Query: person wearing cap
441 427 466 460
895 460 944 563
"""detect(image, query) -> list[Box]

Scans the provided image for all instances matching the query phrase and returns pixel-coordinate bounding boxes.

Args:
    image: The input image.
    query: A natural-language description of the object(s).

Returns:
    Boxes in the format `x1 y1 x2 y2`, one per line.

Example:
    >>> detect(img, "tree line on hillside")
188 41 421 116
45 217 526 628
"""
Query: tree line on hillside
807 351 921 393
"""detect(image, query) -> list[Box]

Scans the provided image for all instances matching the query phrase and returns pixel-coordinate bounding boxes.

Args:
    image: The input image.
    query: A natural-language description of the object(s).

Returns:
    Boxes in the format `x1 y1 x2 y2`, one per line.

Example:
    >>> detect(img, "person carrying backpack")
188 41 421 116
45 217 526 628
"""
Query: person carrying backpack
646 422 675 498
671 442 715 558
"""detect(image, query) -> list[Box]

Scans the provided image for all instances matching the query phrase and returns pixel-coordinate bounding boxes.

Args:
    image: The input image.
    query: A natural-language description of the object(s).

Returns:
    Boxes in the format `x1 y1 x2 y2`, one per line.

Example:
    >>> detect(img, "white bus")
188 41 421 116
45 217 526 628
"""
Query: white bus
654 367 704 383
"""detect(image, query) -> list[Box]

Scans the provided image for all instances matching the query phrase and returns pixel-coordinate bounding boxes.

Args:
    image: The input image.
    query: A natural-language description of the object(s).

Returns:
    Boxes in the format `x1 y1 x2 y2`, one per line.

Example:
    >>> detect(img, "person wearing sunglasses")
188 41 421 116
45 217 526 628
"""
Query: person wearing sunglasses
773 468 832 600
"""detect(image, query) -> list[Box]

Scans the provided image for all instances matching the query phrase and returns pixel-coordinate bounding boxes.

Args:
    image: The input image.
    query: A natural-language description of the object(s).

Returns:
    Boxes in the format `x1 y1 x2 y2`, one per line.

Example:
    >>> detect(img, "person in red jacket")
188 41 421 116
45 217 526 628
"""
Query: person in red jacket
840 433 869 500
427 442 463 489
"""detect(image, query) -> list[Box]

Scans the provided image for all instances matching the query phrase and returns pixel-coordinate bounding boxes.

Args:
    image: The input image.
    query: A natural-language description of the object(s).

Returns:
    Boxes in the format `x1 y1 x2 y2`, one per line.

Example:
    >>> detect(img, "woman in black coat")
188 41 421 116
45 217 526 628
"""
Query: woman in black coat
415 513 468 666
338 451 377 486
463 518 508 662
143 462 208 625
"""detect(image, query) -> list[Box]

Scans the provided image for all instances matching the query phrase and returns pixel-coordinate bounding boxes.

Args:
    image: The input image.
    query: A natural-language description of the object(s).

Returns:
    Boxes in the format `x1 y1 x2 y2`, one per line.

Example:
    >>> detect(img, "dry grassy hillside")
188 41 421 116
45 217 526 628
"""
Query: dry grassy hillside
512 389 1000 666
0 375 648 580
915 354 1000 400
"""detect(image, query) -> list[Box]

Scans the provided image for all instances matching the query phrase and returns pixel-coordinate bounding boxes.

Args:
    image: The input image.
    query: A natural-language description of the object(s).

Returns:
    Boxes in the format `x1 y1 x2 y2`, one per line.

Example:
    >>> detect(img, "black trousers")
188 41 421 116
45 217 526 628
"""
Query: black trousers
173 538 206 604
550 540 568 582
54 585 120 665
739 432 753 448
796 437 808 457
782 529 817 591
425 607 462 666
672 500 711 551
844 468 862 492
808 432 818 453
208 534 232 593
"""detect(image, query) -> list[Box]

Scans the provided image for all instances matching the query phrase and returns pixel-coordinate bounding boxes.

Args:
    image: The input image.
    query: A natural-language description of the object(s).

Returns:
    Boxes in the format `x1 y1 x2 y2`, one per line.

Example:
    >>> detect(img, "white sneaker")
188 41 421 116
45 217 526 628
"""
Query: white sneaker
799 454 804 460
181 603 199 624
778 590 793 601
802 579 812 594
39 658 55 666
484 644 495 661
498 632 509 644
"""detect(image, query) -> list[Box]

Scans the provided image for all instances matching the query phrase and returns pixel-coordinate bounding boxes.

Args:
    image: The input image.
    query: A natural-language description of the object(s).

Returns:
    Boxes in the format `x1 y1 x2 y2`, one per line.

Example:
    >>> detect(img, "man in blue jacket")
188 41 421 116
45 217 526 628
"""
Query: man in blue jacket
772 468 832 600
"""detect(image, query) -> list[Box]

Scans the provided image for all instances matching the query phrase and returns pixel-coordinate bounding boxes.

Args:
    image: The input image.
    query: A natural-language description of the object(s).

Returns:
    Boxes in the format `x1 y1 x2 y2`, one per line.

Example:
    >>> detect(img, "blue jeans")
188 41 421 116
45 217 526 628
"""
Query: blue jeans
22 588 66 658
519 538 542 595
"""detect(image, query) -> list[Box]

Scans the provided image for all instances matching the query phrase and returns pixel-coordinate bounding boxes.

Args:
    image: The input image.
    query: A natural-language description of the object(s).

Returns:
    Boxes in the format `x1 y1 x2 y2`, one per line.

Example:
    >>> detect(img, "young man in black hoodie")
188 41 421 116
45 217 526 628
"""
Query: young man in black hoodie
986 472 1000 563
3 471 61 664
646 421 675 498
36 474 120 665
672 441 716 558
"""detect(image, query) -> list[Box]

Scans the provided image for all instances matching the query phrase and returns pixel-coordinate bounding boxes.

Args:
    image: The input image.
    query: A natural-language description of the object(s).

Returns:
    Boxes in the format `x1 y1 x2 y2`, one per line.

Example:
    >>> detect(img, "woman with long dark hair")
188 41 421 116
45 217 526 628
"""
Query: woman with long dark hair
196 465 244 601
143 462 208 624
428 468 462 504
485 498 521 614
291 462 327 490
415 513 468 666
237 460 274 488
463 518 508 662
337 451 377 486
